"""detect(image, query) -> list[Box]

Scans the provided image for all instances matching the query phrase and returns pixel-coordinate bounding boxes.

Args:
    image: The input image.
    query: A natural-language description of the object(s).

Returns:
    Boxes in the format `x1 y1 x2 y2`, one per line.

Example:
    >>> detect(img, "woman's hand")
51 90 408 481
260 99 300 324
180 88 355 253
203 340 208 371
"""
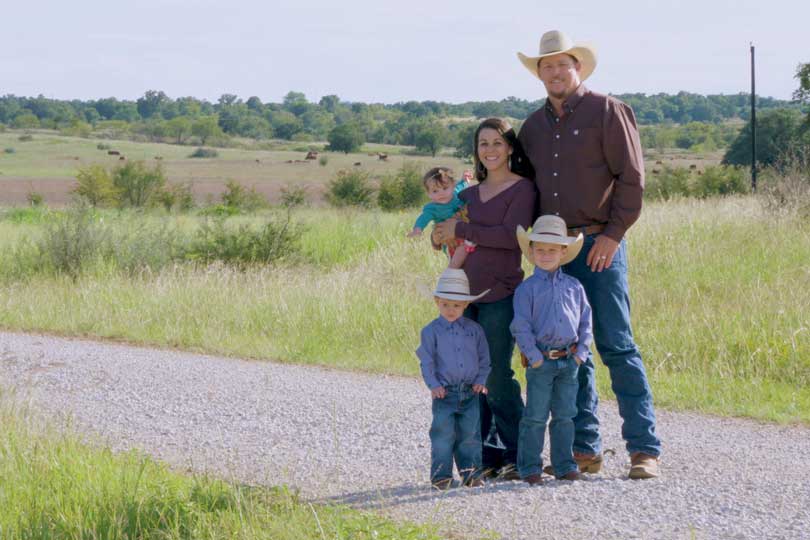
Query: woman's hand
433 218 459 244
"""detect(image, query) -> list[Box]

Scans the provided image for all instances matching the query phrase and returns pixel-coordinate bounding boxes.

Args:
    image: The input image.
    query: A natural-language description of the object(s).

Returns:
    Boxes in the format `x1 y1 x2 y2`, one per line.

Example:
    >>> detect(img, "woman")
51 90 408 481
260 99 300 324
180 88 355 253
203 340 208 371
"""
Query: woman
433 117 536 478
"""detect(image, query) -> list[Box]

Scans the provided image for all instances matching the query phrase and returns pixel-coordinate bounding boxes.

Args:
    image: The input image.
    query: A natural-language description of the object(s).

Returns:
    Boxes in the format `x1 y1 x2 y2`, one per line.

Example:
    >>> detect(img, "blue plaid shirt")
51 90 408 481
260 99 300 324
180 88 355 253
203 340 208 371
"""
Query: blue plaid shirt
510 267 593 365
416 316 491 390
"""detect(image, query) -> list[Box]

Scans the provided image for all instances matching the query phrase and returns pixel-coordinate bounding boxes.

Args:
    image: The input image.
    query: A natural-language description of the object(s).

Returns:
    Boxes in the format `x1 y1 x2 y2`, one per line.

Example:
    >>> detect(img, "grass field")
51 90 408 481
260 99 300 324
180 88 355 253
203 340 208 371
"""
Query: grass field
1 196 808 424
0 389 441 540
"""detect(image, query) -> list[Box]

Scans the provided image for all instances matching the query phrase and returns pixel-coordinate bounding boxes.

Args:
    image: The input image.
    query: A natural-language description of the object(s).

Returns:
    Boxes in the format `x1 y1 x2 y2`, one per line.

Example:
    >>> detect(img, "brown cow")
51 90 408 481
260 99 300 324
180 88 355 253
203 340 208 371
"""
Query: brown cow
305 151 318 160
655 160 663 165
353 162 362 166
378 153 388 161
119 156 126 161
652 169 660 174
154 156 163 160
689 164 697 170
108 150 120 156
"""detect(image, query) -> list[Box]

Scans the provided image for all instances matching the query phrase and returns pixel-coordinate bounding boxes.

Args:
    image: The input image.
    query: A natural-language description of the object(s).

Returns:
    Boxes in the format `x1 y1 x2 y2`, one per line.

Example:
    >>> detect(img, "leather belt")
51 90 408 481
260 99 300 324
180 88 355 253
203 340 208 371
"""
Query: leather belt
568 224 606 236
543 344 578 360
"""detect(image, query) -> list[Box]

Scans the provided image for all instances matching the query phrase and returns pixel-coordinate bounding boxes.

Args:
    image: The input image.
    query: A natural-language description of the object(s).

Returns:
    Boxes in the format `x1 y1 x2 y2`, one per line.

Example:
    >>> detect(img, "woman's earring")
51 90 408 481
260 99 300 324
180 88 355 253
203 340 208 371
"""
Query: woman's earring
508 155 512 171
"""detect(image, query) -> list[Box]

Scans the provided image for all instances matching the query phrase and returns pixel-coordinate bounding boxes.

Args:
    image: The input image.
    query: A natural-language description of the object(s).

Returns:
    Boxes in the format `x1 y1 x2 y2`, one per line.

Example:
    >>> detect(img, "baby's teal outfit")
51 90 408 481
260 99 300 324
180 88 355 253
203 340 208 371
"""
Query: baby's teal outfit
413 180 469 230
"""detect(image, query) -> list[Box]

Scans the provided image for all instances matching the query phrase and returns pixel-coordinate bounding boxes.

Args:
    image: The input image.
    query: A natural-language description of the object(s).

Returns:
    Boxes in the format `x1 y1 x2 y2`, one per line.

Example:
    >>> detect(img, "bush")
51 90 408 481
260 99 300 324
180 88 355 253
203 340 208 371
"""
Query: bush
18 134 33 142
280 184 307 209
0 123 5 132
198 204 242 218
378 163 426 211
112 161 166 207
154 182 195 212
758 153 810 219
96 143 111 150
4 147 15 154
221 180 267 212
74 164 119 207
319 155 328 166
189 147 219 158
26 192 44 207
692 165 749 198
645 166 691 200
187 214 303 267
326 169 374 208
36 207 108 280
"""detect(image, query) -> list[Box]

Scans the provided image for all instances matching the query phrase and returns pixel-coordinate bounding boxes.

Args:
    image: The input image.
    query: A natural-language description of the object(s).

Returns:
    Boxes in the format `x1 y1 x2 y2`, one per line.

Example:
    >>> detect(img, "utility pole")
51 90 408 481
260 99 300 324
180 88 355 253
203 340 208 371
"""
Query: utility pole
750 42 757 191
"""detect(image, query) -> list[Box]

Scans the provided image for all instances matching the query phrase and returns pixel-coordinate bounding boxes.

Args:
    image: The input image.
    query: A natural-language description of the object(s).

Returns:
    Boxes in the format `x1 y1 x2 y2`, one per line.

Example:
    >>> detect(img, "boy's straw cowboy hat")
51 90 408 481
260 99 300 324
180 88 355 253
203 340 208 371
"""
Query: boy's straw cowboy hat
516 215 584 265
517 30 597 81
433 269 489 302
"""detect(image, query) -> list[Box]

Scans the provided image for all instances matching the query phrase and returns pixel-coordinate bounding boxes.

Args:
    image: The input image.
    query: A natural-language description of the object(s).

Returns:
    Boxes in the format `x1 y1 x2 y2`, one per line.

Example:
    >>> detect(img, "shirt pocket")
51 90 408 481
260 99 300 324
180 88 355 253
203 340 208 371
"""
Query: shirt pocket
571 127 604 168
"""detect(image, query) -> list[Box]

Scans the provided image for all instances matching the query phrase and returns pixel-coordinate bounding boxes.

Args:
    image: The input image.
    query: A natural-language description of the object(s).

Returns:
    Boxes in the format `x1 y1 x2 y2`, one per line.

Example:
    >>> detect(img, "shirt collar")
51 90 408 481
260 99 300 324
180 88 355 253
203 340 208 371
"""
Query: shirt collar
437 315 464 330
533 266 563 282
544 84 588 118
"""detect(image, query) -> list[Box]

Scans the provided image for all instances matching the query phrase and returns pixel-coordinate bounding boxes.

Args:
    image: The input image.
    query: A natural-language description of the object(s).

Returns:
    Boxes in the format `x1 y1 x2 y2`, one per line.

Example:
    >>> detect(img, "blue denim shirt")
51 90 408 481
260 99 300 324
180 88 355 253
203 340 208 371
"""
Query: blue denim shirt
416 315 491 390
510 267 593 365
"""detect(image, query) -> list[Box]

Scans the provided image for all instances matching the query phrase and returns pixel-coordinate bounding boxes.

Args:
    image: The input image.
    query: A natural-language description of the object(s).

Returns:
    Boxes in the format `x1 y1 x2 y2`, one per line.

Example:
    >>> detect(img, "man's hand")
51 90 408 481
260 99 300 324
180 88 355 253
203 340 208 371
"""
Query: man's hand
433 218 459 244
431 386 447 399
586 235 620 272
407 227 423 238
473 384 488 395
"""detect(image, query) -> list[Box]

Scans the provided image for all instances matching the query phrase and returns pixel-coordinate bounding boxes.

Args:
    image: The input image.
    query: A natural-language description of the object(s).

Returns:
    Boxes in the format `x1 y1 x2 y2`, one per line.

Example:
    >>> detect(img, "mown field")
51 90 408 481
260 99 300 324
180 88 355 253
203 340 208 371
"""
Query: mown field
1 196 808 424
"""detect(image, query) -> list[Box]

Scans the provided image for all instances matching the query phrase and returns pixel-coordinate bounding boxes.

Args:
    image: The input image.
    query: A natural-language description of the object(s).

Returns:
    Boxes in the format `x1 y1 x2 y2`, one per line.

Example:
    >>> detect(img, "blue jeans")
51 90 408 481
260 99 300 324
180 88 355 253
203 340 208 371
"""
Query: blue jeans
562 235 661 457
517 356 579 478
430 384 482 484
464 296 524 467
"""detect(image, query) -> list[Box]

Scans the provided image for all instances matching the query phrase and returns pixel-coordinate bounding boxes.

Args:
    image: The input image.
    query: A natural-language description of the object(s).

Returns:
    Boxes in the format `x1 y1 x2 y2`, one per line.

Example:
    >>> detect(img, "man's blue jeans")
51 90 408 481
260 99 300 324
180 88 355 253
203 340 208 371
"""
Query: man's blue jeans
517 355 579 478
430 384 482 484
562 235 661 457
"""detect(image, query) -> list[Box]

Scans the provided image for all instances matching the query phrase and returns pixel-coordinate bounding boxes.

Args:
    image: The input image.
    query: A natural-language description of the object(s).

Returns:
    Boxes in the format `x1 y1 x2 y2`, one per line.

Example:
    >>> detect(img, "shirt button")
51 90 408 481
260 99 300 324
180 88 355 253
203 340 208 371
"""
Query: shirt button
555 212 559 216
555 118 559 123
554 192 558 197
553 153 558 158
555 134 560 139
553 172 558 177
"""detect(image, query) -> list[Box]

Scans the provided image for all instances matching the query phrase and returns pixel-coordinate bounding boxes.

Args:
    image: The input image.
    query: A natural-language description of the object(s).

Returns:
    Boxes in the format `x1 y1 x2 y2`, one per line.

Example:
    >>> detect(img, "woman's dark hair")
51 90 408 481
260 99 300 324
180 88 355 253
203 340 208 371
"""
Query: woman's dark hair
472 117 534 181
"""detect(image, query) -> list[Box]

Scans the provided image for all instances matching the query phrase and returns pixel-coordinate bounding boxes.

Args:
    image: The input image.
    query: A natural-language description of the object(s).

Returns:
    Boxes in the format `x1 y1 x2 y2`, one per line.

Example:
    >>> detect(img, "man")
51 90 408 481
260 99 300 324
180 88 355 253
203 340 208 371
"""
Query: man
516 30 661 479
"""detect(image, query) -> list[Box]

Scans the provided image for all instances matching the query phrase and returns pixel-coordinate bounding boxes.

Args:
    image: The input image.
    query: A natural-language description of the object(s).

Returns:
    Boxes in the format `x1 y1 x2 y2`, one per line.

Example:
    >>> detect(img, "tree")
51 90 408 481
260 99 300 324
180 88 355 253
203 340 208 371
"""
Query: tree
74 164 118 207
136 90 169 119
112 161 166 207
12 112 39 129
723 109 806 168
269 110 303 140
327 123 364 153
453 122 478 158
191 115 223 145
166 116 192 144
283 91 310 116
319 94 340 113
414 120 448 157
794 62 810 126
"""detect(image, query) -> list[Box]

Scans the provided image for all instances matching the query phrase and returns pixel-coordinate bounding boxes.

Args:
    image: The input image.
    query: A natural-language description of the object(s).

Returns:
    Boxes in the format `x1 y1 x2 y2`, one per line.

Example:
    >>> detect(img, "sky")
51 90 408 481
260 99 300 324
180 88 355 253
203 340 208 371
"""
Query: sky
2 0 807 105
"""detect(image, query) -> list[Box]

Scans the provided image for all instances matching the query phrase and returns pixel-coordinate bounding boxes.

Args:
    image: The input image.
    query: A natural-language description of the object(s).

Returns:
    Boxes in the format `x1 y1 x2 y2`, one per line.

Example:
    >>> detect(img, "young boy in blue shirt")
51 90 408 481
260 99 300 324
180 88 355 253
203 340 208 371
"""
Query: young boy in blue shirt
511 215 593 485
417 268 491 489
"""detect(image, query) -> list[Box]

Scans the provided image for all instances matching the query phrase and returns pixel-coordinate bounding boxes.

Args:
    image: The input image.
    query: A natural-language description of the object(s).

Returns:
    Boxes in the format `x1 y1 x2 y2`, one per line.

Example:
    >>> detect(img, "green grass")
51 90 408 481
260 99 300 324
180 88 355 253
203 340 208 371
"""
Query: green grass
0 389 442 540
0 197 808 424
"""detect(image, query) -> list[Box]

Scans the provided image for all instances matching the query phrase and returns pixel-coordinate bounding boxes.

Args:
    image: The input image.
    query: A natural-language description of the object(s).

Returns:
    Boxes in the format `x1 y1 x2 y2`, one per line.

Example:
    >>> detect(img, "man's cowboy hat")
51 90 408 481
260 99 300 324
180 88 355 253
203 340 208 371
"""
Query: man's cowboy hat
516 215 584 265
433 268 489 302
517 30 597 82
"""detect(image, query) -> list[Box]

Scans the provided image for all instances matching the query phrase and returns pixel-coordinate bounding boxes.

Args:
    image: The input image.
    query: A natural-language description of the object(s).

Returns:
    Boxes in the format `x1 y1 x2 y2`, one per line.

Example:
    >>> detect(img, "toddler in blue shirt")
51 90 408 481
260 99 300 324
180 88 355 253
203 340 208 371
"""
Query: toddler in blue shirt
511 215 593 485
416 268 491 489
408 168 476 269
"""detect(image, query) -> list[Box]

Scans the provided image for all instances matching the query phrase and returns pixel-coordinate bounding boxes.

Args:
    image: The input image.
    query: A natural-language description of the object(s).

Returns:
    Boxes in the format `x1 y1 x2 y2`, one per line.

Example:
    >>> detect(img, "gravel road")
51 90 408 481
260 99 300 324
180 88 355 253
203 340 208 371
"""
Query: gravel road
2 331 808 540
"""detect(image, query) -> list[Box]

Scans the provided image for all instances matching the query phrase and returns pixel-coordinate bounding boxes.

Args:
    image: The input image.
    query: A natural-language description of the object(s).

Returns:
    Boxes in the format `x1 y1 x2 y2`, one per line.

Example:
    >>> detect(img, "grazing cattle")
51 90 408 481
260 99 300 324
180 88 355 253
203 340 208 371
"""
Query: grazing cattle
286 160 294 163
367 152 377 156
689 164 697 170
107 150 120 156
353 162 362 166
655 160 663 165
119 156 126 161
255 159 261 163
154 156 163 160
652 169 660 174
378 153 388 161
305 151 318 160
697 171 703 175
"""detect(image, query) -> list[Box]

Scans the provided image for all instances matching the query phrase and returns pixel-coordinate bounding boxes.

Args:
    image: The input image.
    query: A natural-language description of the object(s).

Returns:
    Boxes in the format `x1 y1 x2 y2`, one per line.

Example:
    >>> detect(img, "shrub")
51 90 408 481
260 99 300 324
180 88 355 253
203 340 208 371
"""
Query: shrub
189 147 219 158
378 163 426 211
326 169 374 208
221 180 267 212
18 134 33 142
112 161 166 208
0 123 5 132
645 166 691 200
187 214 303 267
26 192 44 207
4 147 15 154
280 184 308 209
198 204 242 217
758 153 810 219
319 155 328 166
153 182 195 212
36 207 107 280
74 164 119 207
96 143 111 150
692 165 749 198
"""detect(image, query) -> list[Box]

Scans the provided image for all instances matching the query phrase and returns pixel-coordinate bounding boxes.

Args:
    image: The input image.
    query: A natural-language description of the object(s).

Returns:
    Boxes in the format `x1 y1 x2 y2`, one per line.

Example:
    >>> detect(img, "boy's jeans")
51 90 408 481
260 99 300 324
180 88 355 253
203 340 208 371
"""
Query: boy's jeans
563 235 661 458
517 356 579 478
430 384 482 484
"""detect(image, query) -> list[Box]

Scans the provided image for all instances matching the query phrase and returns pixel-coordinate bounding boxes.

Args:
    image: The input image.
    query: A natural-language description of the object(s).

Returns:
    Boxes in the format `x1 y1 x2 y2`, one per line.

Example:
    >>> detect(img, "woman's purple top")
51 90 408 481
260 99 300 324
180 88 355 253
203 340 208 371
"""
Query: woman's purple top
455 178 536 303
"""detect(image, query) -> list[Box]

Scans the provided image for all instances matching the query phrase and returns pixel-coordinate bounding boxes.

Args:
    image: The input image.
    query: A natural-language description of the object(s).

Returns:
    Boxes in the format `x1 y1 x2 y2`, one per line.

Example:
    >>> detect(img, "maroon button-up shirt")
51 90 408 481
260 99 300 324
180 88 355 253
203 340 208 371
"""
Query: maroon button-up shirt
518 84 645 242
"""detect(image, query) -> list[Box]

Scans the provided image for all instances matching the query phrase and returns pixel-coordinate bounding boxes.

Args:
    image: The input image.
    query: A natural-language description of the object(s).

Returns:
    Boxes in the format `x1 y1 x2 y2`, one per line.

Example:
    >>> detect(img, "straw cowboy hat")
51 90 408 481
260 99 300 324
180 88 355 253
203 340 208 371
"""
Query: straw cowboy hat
517 30 597 81
516 215 584 265
432 268 490 302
